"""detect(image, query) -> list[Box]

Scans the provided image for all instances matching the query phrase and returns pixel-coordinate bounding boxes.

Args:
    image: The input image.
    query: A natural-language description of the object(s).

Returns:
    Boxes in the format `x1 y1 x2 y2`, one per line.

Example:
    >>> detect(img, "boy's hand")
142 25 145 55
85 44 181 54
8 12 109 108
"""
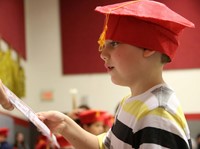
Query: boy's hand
37 111 68 134
0 80 14 110
37 111 99 149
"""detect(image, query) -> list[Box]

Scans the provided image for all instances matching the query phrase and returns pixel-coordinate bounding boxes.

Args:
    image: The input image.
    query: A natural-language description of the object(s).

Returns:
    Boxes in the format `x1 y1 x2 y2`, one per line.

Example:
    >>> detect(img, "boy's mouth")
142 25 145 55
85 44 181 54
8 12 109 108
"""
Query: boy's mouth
105 64 114 71
107 66 114 71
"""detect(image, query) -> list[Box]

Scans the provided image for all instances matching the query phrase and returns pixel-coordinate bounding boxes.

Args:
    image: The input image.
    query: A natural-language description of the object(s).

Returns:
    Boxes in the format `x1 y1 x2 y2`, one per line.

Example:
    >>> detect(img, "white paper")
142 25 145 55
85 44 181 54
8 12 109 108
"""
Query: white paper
2 85 60 148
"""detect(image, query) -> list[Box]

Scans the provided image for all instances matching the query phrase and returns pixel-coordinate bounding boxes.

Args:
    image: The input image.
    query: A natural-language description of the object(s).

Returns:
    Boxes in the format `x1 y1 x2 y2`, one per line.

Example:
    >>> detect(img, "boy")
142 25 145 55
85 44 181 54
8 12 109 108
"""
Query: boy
0 0 195 149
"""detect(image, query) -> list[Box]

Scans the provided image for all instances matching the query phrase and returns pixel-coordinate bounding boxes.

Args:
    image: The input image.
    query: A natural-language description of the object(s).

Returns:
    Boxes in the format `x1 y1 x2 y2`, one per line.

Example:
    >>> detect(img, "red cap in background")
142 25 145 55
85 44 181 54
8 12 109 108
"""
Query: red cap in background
0 127 9 137
78 110 106 124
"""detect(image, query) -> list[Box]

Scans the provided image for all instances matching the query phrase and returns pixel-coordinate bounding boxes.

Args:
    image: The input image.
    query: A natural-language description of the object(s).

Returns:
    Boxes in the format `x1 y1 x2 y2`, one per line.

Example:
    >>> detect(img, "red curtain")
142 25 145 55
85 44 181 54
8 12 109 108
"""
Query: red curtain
158 0 200 70
60 0 124 74
0 0 26 59
60 0 200 74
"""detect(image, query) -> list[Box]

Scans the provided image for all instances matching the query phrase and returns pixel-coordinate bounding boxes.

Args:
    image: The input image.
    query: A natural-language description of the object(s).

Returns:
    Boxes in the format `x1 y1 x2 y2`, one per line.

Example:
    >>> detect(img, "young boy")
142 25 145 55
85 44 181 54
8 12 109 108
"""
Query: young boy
0 0 195 149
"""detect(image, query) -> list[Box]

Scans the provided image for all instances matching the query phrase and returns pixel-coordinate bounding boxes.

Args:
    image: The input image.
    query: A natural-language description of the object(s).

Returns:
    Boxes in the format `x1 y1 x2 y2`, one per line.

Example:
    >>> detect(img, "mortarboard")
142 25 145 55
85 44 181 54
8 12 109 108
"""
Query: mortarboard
95 0 195 60
0 127 9 137
78 110 106 124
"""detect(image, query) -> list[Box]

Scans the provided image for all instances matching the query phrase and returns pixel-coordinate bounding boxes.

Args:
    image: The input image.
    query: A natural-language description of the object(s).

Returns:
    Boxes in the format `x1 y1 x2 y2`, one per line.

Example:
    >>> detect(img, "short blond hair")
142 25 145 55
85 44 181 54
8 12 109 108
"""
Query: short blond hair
161 54 171 64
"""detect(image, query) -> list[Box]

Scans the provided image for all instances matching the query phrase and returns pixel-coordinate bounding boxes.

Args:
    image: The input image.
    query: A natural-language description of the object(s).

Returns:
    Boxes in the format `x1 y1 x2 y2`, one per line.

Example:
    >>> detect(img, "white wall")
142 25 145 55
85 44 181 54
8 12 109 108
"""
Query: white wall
163 69 200 113
1 0 200 118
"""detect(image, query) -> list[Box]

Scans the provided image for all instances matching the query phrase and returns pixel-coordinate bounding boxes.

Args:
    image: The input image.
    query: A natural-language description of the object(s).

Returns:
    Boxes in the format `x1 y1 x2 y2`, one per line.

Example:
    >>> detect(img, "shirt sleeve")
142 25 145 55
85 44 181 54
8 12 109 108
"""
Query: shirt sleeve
97 133 106 149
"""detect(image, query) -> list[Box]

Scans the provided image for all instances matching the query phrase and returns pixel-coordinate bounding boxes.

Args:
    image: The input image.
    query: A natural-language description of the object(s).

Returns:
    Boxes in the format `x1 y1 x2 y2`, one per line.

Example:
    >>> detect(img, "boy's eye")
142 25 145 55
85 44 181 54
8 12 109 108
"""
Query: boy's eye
98 41 120 52
109 41 120 47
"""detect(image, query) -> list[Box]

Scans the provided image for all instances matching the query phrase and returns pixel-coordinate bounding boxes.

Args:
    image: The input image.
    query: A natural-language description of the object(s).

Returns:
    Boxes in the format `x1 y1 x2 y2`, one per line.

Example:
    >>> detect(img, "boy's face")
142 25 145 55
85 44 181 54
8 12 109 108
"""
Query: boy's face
100 40 145 87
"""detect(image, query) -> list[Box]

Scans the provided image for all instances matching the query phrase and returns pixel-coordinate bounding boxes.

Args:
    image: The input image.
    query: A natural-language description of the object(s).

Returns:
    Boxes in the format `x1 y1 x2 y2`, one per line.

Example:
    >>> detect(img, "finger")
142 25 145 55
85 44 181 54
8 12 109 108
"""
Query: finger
0 80 8 103
0 80 14 110
36 111 57 121
1 103 14 111
36 112 47 121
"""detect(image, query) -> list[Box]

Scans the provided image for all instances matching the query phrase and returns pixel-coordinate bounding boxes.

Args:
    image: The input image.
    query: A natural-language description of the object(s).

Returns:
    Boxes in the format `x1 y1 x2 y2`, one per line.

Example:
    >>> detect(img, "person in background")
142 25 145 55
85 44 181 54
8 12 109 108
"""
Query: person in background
66 104 90 125
102 112 114 132
0 0 195 149
196 134 200 149
13 132 29 149
78 110 105 135
0 127 13 149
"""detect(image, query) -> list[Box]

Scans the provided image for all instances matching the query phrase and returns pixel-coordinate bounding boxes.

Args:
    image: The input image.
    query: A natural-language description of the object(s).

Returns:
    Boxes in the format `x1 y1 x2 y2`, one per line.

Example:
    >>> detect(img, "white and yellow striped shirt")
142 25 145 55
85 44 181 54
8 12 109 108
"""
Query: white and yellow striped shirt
98 84 191 149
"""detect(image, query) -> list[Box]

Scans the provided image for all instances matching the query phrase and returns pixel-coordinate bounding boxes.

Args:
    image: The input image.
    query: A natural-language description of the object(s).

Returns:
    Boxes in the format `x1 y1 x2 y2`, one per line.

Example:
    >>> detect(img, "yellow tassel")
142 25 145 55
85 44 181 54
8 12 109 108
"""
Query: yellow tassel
96 111 100 118
98 13 110 51
98 25 107 51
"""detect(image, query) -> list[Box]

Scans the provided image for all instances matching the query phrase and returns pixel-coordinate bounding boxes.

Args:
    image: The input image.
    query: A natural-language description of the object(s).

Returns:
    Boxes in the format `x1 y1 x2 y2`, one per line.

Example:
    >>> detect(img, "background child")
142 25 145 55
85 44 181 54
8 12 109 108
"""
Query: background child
13 131 30 149
0 127 13 149
78 110 106 135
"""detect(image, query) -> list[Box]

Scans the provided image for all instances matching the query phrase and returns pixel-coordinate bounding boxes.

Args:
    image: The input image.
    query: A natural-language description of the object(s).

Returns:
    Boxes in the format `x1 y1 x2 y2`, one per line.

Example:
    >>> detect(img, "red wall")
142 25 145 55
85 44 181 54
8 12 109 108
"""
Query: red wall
60 0 200 74
156 0 200 70
0 0 26 59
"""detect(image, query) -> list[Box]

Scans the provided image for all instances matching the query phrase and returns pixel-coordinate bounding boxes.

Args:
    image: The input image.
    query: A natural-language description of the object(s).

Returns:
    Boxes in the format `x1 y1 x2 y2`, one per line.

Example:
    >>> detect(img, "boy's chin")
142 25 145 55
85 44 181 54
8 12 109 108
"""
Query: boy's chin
111 78 126 87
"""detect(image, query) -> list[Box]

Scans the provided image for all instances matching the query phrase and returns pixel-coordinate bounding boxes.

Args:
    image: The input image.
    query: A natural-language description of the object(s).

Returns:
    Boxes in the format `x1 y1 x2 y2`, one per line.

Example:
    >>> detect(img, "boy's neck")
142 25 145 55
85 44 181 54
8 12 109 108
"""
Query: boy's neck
130 76 165 97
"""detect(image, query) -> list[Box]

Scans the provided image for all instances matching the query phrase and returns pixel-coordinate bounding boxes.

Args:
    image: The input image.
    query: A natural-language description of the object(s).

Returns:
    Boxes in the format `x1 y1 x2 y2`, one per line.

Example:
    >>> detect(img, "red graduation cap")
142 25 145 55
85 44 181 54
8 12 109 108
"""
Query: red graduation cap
95 0 194 60
0 127 9 137
78 110 106 124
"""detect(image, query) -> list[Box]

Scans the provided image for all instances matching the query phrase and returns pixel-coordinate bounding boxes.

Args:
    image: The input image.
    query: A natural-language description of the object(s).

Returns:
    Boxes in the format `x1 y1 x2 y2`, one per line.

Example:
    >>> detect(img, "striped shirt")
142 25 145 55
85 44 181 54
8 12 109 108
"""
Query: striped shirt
98 84 191 149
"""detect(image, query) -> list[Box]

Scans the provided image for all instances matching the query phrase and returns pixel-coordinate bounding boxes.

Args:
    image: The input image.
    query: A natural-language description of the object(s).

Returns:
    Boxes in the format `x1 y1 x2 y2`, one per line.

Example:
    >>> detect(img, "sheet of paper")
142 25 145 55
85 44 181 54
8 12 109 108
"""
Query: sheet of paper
2 85 60 148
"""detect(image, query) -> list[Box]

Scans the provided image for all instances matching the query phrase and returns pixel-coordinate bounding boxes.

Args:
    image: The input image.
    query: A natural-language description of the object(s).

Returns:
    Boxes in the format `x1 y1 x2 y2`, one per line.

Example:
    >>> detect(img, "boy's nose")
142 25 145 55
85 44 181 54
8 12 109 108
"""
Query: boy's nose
100 52 108 61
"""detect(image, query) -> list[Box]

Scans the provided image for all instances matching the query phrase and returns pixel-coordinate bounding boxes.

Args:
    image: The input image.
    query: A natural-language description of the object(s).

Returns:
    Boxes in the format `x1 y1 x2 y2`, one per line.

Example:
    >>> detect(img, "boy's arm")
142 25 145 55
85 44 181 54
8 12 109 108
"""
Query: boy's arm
0 81 99 149
62 115 99 149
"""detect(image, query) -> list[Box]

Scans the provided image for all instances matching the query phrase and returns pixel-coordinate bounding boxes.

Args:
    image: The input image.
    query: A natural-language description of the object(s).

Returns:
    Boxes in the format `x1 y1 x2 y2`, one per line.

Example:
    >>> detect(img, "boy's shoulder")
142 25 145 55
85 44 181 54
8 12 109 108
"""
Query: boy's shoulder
120 84 179 116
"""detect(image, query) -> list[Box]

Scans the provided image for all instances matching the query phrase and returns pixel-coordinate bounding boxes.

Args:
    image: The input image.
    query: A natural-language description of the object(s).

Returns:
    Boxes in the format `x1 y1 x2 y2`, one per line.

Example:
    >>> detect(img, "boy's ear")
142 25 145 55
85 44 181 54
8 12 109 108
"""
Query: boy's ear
143 49 156 58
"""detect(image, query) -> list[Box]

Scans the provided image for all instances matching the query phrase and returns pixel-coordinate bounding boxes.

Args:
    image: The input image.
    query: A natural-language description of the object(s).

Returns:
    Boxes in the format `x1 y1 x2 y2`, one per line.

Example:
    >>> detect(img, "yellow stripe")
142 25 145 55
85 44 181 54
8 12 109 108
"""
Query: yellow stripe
148 107 186 129
175 106 187 128
122 99 149 120
122 98 187 130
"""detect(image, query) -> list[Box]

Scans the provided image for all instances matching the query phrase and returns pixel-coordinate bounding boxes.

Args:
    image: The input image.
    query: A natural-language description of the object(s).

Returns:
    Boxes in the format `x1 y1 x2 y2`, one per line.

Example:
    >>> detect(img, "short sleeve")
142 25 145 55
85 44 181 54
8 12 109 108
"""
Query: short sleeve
97 133 106 149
